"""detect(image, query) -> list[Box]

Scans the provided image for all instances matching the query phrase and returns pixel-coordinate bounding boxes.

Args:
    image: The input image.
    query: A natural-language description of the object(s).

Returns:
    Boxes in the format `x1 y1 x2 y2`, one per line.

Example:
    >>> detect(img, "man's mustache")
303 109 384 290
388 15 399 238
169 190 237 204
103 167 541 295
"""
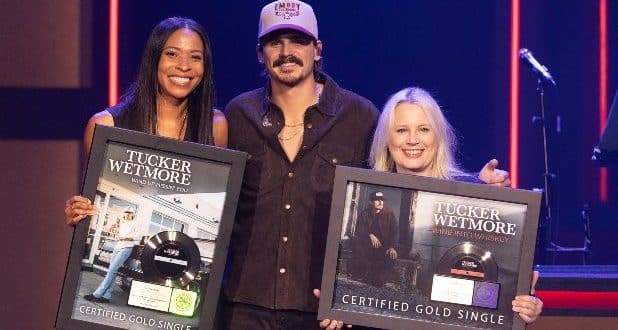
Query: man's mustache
273 55 303 67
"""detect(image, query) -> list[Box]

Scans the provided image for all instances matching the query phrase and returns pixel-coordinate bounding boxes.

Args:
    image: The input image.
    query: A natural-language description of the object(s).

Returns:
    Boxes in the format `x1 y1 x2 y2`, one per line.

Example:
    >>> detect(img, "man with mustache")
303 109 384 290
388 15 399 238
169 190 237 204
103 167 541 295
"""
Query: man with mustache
223 1 377 328
353 191 398 288
223 1 511 329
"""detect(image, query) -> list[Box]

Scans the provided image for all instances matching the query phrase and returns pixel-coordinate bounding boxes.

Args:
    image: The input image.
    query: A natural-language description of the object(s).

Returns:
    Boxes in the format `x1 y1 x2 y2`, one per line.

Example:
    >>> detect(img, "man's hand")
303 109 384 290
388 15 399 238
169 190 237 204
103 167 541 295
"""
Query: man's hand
314 289 351 329
369 234 381 248
478 159 511 187
386 247 397 259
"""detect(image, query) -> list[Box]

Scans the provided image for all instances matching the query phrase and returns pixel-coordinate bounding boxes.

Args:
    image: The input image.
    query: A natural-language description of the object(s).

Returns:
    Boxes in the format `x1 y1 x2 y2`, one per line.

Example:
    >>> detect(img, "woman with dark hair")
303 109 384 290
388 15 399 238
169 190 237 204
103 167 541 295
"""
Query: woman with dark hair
64 17 227 225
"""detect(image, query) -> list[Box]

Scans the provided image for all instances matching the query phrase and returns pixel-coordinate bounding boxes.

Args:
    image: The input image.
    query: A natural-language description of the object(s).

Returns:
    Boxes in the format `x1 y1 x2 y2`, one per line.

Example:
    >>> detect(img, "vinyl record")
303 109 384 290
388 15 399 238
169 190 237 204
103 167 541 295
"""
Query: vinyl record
436 242 498 282
141 231 201 287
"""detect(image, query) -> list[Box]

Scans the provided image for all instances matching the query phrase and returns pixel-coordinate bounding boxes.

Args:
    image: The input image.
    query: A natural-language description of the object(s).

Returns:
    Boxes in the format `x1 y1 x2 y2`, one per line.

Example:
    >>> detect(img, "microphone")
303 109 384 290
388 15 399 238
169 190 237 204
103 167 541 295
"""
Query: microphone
519 48 556 86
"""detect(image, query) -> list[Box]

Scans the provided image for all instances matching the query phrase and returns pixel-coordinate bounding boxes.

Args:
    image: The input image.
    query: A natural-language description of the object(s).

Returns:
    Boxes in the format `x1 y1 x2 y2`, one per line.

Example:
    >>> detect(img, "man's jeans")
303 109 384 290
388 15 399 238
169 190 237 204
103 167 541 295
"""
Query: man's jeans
93 247 133 299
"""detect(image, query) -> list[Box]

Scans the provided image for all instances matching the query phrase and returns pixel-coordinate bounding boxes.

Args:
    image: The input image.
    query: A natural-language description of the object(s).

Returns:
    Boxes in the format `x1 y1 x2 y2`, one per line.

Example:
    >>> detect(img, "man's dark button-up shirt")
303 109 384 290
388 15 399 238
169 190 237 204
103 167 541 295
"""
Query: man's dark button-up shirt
224 74 379 312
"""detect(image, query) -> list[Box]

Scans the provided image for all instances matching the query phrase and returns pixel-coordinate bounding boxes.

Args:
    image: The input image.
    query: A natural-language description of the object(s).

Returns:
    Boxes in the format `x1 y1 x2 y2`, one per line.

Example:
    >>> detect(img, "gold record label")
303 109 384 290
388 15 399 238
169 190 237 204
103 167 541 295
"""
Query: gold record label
173 291 193 312
169 288 198 316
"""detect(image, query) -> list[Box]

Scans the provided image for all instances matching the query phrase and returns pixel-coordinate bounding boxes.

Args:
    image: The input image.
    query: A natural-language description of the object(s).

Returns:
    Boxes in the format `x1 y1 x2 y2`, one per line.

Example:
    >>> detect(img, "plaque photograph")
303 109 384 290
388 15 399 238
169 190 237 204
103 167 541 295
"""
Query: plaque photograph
57 125 246 330
318 166 541 330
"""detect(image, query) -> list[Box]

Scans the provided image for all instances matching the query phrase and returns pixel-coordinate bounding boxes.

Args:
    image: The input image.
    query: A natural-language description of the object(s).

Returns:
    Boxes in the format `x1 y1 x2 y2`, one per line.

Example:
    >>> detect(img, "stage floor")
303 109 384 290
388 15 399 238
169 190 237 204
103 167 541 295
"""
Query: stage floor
535 265 618 316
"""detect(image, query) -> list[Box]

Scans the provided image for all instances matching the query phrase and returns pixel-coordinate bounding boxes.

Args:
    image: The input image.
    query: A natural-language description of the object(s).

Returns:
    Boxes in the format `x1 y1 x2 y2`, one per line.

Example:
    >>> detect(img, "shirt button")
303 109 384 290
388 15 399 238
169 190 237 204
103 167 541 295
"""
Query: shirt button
306 123 313 129
302 145 308 150
287 172 294 178
279 268 286 274
284 204 291 210
332 158 338 164
282 236 288 243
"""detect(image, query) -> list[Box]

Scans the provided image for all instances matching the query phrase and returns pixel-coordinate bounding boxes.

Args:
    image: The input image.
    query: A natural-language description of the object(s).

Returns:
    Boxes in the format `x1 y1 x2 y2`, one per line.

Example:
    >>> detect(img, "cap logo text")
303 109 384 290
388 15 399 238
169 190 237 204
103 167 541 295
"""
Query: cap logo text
275 2 301 20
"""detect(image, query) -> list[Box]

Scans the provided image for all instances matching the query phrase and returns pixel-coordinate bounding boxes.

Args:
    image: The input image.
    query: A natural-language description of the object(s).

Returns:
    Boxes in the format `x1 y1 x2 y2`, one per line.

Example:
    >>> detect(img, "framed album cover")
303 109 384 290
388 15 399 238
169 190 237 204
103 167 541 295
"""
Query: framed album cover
318 166 541 330
56 125 246 330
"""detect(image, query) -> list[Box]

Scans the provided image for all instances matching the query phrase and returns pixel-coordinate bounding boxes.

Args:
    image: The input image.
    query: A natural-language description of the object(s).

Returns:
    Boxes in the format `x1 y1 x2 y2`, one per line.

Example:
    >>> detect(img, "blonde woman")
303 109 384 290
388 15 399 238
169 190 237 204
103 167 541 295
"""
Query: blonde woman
369 87 542 323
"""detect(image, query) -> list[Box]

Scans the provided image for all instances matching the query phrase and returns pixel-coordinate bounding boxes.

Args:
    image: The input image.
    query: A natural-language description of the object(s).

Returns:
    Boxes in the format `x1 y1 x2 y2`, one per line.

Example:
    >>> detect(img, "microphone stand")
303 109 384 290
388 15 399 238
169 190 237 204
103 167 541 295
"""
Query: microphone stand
533 78 558 257
535 77 585 264
533 77 593 264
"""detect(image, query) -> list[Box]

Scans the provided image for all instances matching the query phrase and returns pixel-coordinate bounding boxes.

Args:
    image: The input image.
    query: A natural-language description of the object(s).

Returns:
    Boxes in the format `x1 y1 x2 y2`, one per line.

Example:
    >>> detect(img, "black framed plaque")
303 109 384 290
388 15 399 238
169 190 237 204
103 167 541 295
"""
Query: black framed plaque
57 125 246 330
318 166 541 330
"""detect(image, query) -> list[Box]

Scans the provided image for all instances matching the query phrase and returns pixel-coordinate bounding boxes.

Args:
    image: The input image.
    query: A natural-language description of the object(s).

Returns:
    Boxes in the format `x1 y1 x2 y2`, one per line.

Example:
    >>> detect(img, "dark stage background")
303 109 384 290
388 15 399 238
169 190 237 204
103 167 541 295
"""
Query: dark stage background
0 1 616 329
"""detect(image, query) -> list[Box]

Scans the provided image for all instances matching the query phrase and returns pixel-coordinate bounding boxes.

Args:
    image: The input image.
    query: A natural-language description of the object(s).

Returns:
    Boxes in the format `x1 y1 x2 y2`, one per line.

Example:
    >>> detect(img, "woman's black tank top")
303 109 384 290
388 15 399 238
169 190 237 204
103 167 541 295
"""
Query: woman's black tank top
107 105 213 144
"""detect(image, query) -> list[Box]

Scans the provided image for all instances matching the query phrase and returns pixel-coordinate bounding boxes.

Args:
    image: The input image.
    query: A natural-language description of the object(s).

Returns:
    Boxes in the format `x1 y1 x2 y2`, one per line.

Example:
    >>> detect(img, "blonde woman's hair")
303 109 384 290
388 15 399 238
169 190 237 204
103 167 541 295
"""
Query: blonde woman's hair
369 87 464 179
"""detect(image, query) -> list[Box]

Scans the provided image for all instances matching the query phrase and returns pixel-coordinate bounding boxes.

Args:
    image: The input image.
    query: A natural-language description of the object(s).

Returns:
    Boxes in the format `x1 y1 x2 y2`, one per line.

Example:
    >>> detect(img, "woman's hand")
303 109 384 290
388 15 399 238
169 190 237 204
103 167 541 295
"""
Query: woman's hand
64 195 96 225
512 270 543 323
512 294 543 323
314 289 351 329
